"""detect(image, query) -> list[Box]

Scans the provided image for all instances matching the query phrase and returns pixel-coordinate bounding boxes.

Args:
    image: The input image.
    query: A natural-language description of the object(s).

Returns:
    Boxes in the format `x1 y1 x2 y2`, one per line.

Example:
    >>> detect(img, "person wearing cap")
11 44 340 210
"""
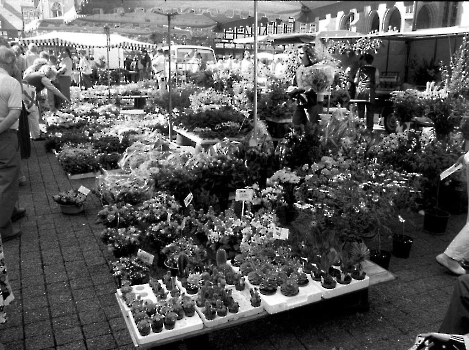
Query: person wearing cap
287 44 319 131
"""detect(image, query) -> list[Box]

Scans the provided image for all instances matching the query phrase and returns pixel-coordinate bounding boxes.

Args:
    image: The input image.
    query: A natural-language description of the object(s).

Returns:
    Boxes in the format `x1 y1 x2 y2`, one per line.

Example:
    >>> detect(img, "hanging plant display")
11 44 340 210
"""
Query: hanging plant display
325 37 383 55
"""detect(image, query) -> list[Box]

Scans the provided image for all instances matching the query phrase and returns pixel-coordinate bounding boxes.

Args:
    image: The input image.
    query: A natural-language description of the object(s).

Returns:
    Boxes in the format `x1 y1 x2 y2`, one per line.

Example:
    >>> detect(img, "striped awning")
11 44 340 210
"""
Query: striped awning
20 31 156 49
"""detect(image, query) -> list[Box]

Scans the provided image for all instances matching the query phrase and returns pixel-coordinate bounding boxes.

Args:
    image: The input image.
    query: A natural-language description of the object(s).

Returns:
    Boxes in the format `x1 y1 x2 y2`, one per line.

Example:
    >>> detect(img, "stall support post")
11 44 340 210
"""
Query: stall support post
104 24 111 101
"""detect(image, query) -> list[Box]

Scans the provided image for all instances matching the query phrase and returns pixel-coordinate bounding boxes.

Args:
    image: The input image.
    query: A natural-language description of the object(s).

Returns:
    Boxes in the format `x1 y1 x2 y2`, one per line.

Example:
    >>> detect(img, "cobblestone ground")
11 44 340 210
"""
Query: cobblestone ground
0 139 464 350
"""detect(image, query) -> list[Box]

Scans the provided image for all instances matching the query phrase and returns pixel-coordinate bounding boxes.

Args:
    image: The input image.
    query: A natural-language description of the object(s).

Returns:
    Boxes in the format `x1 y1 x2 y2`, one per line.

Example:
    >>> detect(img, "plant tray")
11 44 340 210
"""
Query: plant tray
116 283 204 346
67 171 99 180
245 276 322 315
175 280 264 328
313 274 370 299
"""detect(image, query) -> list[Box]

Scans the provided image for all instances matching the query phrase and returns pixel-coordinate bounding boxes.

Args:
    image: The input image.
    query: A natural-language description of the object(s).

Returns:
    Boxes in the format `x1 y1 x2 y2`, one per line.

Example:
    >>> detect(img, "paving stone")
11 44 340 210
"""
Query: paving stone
23 308 50 324
69 277 94 290
113 329 133 347
52 314 81 331
56 340 87 350
24 333 55 350
108 317 127 332
82 321 112 339
49 300 77 318
54 326 84 346
79 309 108 325
75 298 102 313
85 334 117 350
71 287 98 301
0 325 24 342
2 340 26 350
24 321 53 338
23 294 49 311
45 271 68 284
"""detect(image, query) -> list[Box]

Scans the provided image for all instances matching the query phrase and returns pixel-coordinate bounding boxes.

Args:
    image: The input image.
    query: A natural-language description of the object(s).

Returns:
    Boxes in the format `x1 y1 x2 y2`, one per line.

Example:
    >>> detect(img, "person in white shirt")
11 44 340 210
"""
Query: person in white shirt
240 51 253 74
24 43 39 68
78 50 92 90
152 49 166 90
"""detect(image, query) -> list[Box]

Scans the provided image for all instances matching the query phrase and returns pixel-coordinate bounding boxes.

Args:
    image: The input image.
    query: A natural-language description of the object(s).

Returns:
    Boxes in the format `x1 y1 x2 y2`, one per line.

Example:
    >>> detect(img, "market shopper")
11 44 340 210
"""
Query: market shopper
436 152 469 275
78 50 93 90
287 44 319 131
23 65 70 137
56 48 72 104
354 53 379 131
344 51 363 100
24 43 39 68
152 49 166 90
0 46 23 244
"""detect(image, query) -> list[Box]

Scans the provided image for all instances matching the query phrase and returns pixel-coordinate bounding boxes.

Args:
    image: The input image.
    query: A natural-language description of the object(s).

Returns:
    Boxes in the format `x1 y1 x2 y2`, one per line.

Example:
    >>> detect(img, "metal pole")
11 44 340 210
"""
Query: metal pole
253 0 258 145
104 25 111 101
168 14 173 142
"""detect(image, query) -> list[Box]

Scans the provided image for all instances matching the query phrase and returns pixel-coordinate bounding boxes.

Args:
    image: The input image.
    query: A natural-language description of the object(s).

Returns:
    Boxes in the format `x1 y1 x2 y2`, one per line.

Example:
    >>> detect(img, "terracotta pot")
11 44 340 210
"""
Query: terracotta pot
59 204 84 215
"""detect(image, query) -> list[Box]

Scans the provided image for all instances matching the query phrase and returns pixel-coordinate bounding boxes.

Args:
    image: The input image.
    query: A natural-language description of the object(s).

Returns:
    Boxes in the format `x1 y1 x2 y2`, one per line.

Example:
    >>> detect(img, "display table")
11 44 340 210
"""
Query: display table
118 260 394 348
118 95 149 109
173 127 244 149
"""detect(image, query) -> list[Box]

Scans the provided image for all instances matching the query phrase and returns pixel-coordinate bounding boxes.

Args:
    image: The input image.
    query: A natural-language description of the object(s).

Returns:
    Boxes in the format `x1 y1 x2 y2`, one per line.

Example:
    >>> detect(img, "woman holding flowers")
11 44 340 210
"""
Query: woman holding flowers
287 44 319 131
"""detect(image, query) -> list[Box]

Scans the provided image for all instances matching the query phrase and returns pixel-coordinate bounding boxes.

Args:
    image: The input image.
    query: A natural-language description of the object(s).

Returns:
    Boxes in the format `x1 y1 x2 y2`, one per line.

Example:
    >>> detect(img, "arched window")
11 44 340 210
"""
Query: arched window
416 5 431 29
387 8 401 32
340 12 354 31
51 2 62 18
369 11 380 33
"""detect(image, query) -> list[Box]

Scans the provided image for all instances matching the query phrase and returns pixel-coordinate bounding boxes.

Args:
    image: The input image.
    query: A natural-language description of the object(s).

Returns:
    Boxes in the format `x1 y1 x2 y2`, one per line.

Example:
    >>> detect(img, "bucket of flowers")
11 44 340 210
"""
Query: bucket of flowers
52 189 87 214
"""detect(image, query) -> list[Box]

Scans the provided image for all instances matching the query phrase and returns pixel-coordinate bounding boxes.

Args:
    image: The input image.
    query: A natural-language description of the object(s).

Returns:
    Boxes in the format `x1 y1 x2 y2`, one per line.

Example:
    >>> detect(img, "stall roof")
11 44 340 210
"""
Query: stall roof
321 26 469 42
19 31 155 49
233 30 363 45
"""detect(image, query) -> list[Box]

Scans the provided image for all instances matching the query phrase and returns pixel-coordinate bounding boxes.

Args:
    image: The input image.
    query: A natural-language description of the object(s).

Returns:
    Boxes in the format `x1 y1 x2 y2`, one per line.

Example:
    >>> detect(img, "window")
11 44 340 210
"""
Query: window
370 12 380 33
416 5 431 30
299 23 307 33
405 5 413 14
50 2 62 18
340 13 354 31
442 2 459 27
387 8 401 32
308 23 316 33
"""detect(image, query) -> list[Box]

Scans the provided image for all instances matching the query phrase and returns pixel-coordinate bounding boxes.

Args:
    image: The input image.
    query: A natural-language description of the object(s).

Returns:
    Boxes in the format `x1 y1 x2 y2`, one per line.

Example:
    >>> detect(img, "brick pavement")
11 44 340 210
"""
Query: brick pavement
0 139 465 350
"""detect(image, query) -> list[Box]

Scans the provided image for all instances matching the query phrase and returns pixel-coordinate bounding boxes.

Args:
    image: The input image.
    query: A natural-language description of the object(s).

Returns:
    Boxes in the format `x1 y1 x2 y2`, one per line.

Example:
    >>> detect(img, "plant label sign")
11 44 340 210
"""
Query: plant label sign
273 226 289 240
137 249 154 266
184 192 193 207
77 186 91 196
235 189 253 202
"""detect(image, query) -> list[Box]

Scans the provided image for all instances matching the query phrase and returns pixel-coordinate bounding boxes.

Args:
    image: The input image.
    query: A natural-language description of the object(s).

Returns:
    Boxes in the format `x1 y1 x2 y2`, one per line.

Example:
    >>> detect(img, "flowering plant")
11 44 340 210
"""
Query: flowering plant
100 226 142 257
299 66 333 93
112 257 150 286
52 189 87 207
97 203 138 228
135 193 181 224
161 237 207 267
57 144 100 175
95 173 153 205
390 89 426 123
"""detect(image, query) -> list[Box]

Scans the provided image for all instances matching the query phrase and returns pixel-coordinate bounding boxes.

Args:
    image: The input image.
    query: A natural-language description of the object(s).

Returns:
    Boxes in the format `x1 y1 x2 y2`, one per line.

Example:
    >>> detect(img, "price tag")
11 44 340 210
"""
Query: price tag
137 249 154 266
273 226 289 240
77 186 91 196
235 189 253 202
184 192 193 207
279 228 289 240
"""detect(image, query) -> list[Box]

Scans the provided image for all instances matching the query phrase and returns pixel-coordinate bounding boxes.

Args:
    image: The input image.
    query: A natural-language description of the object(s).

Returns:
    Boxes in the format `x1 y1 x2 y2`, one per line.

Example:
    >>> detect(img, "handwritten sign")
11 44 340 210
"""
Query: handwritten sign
77 186 91 196
137 249 154 266
235 189 254 202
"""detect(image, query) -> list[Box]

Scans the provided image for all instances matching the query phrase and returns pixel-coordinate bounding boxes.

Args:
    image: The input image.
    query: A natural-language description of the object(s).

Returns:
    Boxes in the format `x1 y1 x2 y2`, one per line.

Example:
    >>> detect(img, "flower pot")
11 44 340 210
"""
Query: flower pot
392 234 413 259
369 249 392 270
59 204 84 215
424 208 450 235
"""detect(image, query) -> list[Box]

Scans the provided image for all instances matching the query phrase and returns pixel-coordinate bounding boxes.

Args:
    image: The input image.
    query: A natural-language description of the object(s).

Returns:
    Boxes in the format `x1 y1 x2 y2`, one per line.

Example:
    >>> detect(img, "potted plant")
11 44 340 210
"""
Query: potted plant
392 215 414 259
163 312 178 330
249 288 262 307
182 296 196 317
389 89 425 129
100 226 142 258
52 189 87 214
137 319 151 336
151 314 164 333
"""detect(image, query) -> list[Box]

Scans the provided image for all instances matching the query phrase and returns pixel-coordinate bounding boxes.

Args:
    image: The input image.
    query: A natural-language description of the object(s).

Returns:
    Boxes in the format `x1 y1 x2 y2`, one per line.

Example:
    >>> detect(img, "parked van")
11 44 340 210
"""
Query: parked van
162 45 216 72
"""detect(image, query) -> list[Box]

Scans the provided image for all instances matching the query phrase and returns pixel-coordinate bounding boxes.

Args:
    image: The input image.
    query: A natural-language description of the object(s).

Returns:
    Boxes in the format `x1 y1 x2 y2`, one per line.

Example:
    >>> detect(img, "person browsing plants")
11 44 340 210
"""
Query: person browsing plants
287 44 319 131
354 53 380 131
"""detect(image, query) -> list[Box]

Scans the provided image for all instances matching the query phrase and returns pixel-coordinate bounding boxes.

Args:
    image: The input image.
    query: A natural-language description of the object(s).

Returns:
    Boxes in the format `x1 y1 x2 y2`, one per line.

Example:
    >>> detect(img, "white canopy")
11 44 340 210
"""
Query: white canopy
20 31 155 50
